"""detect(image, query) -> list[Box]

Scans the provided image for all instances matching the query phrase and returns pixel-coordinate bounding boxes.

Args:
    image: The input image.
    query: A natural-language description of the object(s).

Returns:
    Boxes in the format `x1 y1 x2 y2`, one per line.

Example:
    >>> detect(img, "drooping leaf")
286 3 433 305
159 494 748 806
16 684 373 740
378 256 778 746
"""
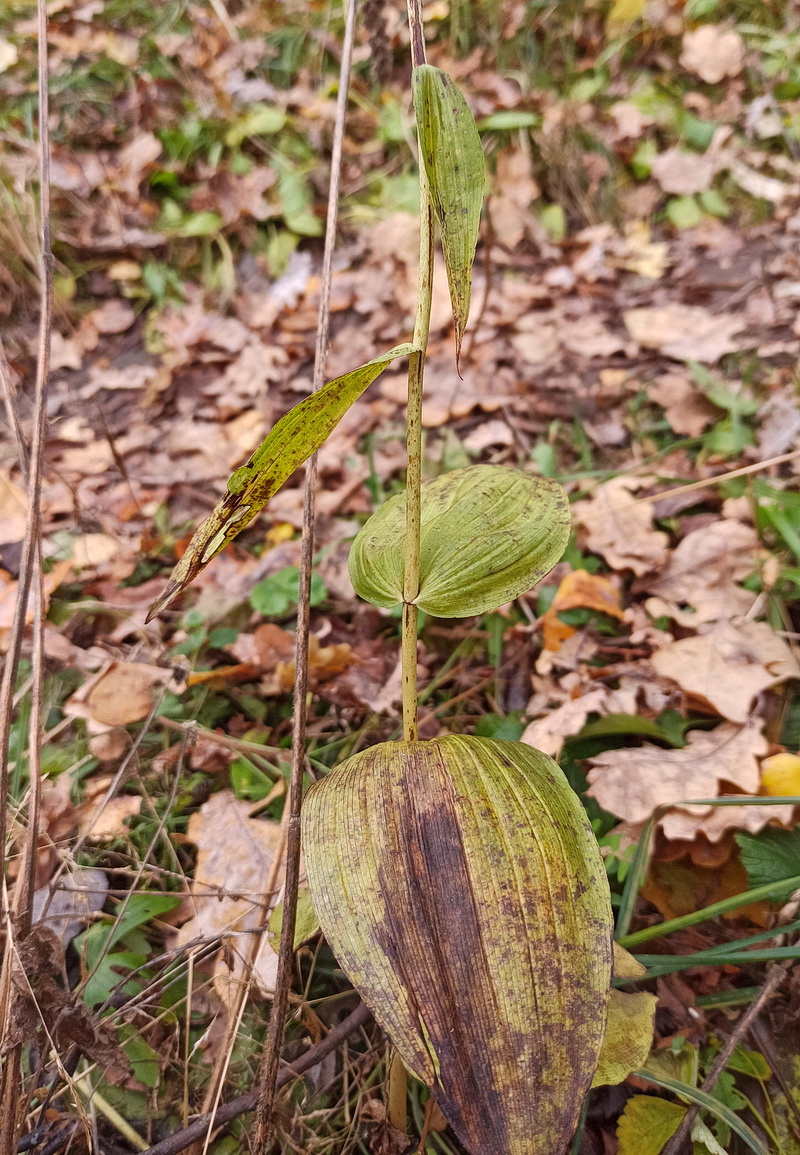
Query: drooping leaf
592 989 657 1087
617 1096 687 1155
147 344 416 619
303 735 613 1155
413 65 485 367
349 464 570 617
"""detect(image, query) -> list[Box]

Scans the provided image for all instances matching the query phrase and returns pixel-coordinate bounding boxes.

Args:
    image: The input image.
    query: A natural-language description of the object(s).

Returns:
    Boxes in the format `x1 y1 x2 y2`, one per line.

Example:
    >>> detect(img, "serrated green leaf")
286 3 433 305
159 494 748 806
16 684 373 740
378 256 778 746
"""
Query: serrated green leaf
617 1096 687 1155
413 65 485 367
303 735 613 1155
349 464 570 617
147 344 416 619
736 824 800 888
634 1071 769 1155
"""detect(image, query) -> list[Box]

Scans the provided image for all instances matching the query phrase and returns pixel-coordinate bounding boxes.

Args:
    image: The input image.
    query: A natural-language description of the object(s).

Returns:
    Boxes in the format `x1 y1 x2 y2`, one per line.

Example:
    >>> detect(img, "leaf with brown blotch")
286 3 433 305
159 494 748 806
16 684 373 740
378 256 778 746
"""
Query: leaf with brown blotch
147 343 416 620
303 735 613 1155
413 65 485 369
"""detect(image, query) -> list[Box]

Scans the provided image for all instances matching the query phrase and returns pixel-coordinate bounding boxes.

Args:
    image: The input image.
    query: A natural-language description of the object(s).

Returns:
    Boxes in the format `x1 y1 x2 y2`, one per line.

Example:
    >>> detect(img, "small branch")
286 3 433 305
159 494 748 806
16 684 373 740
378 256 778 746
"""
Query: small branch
661 963 791 1155
136 1003 372 1155
252 1 358 1149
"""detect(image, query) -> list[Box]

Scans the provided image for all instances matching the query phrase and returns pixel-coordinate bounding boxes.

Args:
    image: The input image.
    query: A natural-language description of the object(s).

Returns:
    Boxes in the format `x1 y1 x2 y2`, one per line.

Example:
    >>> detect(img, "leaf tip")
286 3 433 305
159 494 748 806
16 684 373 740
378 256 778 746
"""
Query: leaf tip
146 579 181 622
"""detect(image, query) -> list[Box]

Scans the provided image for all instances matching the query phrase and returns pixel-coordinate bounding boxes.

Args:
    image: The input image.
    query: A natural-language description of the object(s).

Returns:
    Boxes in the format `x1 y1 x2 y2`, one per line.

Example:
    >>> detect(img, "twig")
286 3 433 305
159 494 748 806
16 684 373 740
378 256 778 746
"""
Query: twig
661 963 791 1155
136 1002 372 1155
0 0 53 1148
251 1 359 1148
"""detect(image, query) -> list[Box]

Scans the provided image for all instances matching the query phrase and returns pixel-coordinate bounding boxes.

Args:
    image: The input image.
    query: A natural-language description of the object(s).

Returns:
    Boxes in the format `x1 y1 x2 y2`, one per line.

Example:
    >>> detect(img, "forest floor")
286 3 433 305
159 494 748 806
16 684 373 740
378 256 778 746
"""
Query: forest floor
2 0 800 1152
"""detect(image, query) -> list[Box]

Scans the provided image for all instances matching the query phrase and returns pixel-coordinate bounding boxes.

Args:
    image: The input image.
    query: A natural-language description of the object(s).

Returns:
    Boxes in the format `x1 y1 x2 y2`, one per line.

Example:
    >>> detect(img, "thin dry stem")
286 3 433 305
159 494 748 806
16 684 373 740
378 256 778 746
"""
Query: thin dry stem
0 0 53 1146
252 1 358 1148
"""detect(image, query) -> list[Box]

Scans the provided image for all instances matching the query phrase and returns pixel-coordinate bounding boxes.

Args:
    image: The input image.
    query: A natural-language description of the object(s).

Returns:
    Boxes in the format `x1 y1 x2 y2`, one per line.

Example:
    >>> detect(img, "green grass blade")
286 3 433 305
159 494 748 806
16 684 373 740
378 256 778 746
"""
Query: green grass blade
619 873 800 949
413 65 484 369
147 343 417 619
632 1070 769 1155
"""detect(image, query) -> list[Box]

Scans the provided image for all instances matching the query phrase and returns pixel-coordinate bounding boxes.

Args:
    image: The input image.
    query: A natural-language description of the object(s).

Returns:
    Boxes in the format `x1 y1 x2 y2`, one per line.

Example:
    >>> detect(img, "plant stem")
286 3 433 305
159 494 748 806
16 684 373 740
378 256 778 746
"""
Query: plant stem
402 0 432 743
252 1 358 1149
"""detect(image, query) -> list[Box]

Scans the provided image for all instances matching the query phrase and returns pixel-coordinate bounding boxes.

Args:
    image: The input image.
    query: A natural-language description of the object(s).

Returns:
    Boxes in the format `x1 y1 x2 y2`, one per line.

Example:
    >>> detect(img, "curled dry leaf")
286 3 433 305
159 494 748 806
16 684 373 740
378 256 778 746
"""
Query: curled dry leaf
303 735 613 1155
642 518 760 625
540 568 625 653
586 720 767 827
651 620 799 723
521 684 638 759
573 476 669 576
660 798 795 843
175 790 282 1005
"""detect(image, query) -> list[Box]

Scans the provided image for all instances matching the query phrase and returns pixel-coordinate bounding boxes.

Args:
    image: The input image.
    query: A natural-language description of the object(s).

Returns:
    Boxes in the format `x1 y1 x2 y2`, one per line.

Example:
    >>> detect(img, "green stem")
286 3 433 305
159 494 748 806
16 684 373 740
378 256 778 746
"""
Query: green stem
402 0 432 744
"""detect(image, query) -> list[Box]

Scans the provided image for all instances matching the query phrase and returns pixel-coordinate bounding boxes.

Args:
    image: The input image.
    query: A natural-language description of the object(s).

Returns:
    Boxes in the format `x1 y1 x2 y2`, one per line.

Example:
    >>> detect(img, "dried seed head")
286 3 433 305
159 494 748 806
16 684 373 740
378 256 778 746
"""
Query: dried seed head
303 734 613 1155
349 464 571 617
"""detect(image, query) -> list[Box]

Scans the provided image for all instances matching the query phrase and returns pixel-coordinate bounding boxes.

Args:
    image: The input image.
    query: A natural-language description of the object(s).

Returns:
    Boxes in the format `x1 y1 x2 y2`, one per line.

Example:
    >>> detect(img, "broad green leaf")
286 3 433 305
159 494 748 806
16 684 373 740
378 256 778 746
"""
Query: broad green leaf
413 65 485 367
726 1045 771 1080
349 464 570 617
617 1096 687 1155
303 735 613 1155
147 344 416 619
592 989 657 1087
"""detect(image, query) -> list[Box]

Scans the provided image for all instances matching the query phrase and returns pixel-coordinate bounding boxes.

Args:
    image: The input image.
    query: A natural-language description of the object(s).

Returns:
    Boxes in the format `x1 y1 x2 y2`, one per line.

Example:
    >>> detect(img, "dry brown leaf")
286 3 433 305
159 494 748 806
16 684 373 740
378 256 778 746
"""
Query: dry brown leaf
647 373 719 437
522 684 638 759
82 662 178 726
0 559 72 641
78 791 142 840
573 476 669 576
651 620 800 723
175 790 281 1004
660 800 795 843
642 519 760 625
586 721 767 824
0 473 27 544
651 149 717 196
32 868 109 947
680 25 745 84
624 304 747 363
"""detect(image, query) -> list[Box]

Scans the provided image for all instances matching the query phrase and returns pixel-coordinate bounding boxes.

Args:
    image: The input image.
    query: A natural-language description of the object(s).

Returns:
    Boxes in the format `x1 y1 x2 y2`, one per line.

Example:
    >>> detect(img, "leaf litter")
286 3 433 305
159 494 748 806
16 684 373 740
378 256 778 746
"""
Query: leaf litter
3 1 800 1150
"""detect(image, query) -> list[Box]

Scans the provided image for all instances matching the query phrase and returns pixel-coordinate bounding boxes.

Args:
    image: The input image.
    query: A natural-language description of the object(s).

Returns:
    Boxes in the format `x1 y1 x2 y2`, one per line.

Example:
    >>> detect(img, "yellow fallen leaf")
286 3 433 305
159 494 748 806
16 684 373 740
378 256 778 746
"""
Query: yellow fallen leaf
606 0 644 30
541 568 625 652
761 753 800 797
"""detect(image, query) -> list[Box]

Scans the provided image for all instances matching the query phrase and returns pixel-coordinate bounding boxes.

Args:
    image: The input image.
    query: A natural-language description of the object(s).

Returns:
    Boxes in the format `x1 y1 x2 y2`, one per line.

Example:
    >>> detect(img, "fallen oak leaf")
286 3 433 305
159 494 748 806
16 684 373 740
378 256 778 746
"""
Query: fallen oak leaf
586 720 767 825
573 476 669 576
650 620 799 723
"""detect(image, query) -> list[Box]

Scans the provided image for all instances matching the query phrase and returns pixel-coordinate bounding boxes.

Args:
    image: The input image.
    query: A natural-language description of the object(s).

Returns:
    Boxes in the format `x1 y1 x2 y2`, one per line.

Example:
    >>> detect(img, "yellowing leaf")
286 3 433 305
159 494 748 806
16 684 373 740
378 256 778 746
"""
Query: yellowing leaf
761 753 800 797
606 0 644 30
613 942 647 980
413 65 485 367
617 1095 687 1155
303 735 613 1155
541 568 624 652
147 344 416 619
593 989 657 1087
349 465 570 618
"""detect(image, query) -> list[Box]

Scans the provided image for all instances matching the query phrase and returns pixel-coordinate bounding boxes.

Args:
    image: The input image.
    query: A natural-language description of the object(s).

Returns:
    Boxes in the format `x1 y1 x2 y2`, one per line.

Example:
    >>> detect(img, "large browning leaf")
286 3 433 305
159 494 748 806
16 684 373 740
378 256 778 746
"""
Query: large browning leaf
349 464 570 617
147 344 416 619
303 735 613 1155
413 65 485 366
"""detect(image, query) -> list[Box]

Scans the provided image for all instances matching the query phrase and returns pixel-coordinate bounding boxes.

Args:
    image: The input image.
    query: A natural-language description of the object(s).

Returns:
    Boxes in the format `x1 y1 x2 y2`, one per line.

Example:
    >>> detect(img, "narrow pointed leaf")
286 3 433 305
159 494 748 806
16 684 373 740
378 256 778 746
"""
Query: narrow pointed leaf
147 344 416 620
413 65 485 367
303 735 613 1155
349 464 570 617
